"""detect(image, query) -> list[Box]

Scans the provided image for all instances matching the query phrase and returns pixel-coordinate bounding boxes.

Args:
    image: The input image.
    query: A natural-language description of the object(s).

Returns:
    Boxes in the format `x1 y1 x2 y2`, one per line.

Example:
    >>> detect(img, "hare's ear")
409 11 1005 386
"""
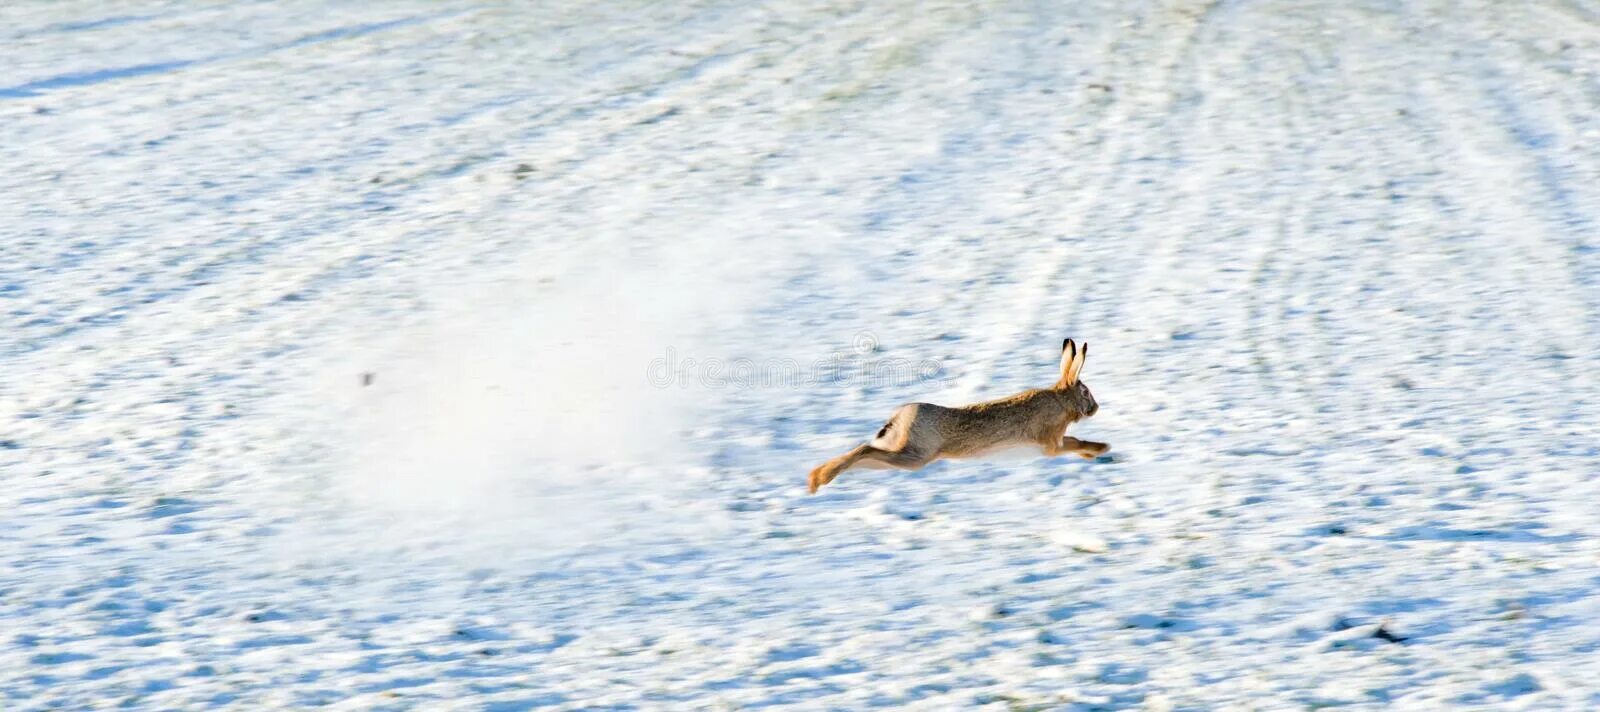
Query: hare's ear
1058 339 1079 387
1065 342 1088 385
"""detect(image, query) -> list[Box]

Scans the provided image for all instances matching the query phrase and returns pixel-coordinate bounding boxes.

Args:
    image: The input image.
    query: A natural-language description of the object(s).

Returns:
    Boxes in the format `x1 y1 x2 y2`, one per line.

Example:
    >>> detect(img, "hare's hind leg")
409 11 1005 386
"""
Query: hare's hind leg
809 444 870 494
808 444 933 494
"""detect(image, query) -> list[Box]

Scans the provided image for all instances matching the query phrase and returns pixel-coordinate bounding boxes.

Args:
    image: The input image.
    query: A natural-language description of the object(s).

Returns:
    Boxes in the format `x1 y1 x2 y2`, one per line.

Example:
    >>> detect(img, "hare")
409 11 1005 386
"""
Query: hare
808 338 1108 493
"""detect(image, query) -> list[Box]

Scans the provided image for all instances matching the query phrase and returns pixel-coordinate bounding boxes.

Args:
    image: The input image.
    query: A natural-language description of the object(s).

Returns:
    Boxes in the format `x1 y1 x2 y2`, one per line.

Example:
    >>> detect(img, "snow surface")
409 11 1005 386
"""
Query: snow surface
5 0 1600 708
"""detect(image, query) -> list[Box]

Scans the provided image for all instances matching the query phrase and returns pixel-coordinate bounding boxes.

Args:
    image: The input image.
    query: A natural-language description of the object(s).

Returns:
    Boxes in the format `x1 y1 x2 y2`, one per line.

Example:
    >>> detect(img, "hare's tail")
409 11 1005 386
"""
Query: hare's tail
869 405 915 450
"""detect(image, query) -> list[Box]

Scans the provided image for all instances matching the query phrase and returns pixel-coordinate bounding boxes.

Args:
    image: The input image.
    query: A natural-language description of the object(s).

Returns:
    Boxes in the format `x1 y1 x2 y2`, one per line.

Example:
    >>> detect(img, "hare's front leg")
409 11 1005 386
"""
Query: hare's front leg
1045 435 1110 459
1062 436 1110 458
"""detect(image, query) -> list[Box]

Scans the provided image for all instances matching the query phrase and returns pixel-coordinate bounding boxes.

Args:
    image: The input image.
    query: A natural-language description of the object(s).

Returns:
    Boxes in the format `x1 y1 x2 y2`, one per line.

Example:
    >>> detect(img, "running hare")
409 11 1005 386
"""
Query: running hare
808 339 1108 493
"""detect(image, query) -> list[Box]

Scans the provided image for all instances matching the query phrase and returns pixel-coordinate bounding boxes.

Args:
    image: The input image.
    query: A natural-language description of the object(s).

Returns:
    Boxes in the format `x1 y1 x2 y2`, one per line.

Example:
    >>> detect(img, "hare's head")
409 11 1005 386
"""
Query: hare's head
1054 338 1099 417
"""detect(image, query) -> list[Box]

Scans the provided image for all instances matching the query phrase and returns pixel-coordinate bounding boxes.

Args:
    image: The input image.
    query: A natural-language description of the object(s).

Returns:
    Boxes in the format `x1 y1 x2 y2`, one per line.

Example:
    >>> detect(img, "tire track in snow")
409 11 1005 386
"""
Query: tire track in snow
1396 0 1600 444
1108 0 1306 517
1082 0 1327 574
924 1 1131 405
944 0 1225 407
1469 1 1600 355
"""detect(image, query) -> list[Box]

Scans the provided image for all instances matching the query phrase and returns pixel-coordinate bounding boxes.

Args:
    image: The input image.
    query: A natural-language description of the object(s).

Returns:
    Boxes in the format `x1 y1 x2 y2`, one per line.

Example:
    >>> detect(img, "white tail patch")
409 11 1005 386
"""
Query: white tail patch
868 405 914 450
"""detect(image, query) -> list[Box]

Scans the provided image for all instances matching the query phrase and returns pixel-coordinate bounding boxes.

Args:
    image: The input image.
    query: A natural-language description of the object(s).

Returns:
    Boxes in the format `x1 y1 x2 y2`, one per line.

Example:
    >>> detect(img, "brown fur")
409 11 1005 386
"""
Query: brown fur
808 339 1107 493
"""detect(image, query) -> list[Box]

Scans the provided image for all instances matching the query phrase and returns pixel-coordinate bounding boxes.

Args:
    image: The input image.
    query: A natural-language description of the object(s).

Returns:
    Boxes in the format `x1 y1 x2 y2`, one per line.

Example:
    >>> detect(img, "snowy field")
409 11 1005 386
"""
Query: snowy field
5 0 1600 708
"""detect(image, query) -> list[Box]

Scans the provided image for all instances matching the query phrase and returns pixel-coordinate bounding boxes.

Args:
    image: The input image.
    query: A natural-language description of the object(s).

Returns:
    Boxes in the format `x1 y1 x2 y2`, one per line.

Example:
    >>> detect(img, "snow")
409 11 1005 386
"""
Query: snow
4 0 1600 708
